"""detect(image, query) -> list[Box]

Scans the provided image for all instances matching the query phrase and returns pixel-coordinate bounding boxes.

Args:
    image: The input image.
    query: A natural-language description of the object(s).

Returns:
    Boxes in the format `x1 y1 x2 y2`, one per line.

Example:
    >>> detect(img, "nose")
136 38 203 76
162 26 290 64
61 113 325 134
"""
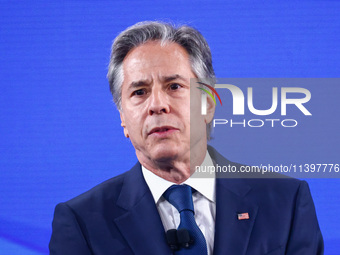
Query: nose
148 87 170 115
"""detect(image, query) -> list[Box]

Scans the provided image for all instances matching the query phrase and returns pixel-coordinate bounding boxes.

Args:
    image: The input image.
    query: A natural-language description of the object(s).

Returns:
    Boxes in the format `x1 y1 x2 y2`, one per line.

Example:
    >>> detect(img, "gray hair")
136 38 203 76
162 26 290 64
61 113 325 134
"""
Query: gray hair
107 21 215 139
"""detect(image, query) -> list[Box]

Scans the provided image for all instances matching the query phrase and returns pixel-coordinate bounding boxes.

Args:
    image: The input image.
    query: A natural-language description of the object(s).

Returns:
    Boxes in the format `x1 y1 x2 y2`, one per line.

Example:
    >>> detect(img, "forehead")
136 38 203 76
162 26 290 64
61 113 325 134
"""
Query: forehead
122 41 193 82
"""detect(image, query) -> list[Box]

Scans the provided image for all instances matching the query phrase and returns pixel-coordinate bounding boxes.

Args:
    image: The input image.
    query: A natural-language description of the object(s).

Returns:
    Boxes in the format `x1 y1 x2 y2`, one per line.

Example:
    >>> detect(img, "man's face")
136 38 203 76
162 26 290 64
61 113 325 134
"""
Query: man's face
119 41 214 167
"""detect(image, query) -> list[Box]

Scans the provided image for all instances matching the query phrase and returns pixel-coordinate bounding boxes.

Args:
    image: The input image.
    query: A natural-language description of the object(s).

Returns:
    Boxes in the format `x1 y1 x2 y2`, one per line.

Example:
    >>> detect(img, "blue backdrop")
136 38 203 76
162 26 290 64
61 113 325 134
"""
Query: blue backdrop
0 1 339 254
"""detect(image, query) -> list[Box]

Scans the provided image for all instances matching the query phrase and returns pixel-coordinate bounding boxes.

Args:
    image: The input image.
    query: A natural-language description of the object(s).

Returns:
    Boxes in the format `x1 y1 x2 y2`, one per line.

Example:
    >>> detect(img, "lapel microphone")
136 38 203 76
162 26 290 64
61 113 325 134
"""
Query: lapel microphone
166 229 179 251
166 229 193 251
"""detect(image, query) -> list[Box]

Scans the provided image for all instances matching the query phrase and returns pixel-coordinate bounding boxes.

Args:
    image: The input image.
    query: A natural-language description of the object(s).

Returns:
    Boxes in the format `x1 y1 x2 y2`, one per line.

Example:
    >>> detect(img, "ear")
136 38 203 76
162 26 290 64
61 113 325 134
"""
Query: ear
119 111 129 138
204 94 216 124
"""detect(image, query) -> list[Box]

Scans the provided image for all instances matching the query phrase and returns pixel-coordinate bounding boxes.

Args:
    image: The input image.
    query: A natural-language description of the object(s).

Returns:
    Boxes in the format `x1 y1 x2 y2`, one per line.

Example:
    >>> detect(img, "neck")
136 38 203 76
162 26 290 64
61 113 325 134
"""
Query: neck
137 145 207 184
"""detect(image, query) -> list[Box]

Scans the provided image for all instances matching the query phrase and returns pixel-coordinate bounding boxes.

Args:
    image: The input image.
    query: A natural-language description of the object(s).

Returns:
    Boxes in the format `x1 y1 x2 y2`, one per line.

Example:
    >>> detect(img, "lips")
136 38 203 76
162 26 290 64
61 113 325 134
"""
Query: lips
148 126 178 135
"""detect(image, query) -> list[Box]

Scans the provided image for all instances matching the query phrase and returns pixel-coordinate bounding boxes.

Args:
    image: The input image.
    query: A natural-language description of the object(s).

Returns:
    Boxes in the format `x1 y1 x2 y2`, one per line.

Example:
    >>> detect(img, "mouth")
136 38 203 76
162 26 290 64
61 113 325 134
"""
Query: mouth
148 126 179 136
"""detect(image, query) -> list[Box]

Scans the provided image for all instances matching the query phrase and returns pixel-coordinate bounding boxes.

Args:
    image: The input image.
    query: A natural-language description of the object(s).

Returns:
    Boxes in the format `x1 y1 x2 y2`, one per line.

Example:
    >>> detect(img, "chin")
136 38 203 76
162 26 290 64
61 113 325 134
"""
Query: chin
150 144 181 162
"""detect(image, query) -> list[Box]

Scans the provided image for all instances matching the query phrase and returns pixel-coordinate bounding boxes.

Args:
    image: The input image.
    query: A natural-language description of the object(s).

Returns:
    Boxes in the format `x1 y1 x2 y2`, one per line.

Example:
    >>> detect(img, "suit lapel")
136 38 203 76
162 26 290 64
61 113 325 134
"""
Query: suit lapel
114 163 171 255
113 148 258 255
213 178 258 255
209 147 259 255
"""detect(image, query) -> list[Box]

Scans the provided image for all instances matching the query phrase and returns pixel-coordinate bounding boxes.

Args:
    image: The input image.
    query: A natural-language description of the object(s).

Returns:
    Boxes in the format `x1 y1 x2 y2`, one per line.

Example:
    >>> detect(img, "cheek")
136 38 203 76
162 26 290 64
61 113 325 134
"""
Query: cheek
189 104 205 123
126 116 139 128
125 114 144 135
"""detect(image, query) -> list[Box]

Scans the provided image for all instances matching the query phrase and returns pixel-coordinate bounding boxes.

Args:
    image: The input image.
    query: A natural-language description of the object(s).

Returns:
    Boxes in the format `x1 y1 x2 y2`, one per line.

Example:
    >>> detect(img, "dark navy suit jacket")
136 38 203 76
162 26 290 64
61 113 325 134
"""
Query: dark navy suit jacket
49 147 323 254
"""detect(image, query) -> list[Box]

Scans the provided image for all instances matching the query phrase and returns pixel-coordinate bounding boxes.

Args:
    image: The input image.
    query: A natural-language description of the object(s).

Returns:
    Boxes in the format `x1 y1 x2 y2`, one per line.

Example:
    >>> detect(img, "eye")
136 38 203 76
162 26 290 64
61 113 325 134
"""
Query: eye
169 83 181 91
132 89 146 96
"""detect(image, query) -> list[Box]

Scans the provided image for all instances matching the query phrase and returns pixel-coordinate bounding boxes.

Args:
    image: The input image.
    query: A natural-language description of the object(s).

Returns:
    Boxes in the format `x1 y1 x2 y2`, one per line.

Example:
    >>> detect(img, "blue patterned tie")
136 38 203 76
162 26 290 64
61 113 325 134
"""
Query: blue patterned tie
163 185 208 255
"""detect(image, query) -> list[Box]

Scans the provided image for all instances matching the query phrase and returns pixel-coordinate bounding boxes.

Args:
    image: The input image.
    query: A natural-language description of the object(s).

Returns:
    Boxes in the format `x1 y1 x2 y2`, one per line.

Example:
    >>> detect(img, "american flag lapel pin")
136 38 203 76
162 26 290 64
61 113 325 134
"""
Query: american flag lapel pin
238 212 249 220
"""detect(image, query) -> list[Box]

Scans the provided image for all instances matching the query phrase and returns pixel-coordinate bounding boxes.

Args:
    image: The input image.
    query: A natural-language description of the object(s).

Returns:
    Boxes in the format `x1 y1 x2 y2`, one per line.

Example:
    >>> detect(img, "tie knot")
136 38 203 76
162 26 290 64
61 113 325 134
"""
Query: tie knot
163 185 194 213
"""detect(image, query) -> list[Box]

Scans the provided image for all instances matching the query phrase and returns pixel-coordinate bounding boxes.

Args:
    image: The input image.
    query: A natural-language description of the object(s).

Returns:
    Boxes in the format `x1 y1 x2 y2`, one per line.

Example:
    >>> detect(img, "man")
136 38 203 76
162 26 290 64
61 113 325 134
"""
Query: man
49 21 323 254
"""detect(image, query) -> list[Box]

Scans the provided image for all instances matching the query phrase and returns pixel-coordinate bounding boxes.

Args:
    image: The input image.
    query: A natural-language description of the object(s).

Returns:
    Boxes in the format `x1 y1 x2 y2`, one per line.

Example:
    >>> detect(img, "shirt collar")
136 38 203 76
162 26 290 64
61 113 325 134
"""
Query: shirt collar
142 150 216 204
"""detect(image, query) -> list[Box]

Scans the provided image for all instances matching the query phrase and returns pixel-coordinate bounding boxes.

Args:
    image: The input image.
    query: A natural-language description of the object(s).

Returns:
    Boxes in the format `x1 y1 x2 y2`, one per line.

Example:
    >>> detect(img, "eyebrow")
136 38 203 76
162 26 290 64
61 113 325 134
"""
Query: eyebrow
128 79 151 90
162 74 186 83
128 74 187 90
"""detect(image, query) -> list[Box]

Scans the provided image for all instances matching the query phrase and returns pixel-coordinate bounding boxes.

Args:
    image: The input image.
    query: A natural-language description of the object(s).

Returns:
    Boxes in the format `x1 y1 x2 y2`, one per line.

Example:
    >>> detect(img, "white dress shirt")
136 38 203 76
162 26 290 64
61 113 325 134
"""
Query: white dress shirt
142 151 216 255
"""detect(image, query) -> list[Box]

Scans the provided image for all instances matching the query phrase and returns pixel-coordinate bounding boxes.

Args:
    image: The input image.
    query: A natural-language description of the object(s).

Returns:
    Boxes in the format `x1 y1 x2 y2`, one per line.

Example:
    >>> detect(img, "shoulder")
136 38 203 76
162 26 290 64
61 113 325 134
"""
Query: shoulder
209 145 310 201
242 176 309 205
60 162 140 212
